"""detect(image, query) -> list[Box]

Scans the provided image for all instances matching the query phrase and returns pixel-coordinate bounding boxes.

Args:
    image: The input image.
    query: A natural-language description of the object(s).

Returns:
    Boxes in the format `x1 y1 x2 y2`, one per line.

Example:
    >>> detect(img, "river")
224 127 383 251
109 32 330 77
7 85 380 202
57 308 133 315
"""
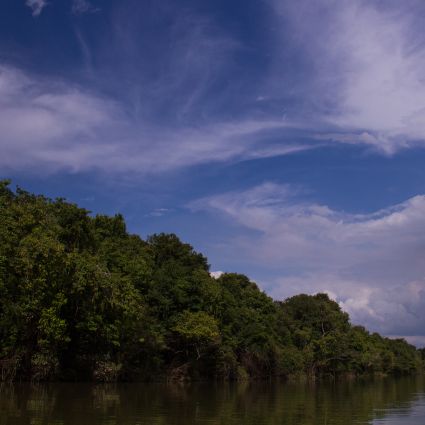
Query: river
1 375 424 424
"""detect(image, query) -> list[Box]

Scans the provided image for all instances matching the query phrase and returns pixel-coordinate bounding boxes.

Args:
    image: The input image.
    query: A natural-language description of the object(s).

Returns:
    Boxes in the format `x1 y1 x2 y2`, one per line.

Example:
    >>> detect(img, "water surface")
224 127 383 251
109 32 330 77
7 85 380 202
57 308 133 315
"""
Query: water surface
1 375 424 424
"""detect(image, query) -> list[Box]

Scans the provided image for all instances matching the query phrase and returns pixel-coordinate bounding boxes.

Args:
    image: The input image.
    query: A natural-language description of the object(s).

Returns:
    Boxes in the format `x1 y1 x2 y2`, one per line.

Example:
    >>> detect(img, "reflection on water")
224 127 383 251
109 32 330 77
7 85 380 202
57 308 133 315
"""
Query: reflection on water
372 392 425 425
0 375 424 425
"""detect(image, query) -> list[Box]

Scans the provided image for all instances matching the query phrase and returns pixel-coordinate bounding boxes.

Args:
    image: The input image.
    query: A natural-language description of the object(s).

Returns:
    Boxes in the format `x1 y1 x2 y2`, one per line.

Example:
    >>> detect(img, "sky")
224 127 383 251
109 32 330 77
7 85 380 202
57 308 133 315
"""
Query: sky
2 0 425 347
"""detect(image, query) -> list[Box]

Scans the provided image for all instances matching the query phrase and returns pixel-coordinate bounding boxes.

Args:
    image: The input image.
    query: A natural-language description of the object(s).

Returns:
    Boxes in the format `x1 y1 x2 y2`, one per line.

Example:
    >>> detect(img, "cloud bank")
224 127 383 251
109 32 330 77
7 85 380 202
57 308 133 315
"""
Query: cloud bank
190 183 425 345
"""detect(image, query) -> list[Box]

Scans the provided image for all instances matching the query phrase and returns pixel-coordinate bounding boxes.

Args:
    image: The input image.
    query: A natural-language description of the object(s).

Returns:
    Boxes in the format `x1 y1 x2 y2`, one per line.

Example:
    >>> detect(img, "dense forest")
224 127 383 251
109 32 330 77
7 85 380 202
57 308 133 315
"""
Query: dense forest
0 180 423 382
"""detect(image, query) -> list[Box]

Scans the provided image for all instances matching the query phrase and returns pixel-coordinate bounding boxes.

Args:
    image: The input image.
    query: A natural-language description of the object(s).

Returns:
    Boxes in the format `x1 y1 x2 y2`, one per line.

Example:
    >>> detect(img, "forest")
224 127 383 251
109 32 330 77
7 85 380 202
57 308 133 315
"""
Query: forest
0 180 423 382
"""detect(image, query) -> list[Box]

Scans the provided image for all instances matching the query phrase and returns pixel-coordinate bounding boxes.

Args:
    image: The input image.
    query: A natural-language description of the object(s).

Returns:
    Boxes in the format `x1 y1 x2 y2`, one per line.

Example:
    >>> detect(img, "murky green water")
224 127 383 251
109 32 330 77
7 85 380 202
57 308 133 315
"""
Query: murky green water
1 375 424 424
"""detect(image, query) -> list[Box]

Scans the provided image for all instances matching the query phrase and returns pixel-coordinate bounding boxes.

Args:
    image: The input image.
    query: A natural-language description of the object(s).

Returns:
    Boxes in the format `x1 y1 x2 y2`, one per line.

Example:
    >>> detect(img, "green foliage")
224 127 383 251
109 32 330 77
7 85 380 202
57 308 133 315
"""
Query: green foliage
173 311 220 360
0 180 423 381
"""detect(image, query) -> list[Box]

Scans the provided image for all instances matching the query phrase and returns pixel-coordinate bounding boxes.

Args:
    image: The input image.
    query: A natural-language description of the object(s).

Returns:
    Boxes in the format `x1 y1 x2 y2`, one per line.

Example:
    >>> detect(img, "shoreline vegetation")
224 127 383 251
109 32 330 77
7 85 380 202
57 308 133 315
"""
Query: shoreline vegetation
1 180 424 382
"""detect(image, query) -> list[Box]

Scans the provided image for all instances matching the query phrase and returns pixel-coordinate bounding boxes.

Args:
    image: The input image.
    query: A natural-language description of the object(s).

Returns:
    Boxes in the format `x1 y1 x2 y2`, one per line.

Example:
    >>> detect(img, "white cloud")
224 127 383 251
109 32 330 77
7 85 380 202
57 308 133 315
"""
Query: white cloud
210 271 224 279
25 0 48 16
0 65 122 172
0 64 308 174
327 1 425 152
190 183 425 342
271 0 425 153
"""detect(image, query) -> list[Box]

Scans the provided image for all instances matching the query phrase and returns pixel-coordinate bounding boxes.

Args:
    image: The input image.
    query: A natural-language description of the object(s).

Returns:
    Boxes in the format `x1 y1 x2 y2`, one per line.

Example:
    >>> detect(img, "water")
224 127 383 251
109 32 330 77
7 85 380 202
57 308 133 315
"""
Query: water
0 375 424 424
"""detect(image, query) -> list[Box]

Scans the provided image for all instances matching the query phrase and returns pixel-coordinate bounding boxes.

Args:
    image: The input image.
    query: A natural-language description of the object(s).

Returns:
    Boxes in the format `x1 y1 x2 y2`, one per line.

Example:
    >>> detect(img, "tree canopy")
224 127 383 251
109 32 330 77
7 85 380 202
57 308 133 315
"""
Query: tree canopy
0 180 423 381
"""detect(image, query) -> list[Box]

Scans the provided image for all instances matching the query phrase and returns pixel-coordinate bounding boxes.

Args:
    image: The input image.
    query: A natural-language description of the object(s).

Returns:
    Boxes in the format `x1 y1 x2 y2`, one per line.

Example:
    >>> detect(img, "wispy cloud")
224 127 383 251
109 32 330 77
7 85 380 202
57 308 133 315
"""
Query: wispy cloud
144 208 172 218
0 64 307 174
72 0 99 15
190 183 425 342
25 0 48 16
2 3 320 175
12 0 425 176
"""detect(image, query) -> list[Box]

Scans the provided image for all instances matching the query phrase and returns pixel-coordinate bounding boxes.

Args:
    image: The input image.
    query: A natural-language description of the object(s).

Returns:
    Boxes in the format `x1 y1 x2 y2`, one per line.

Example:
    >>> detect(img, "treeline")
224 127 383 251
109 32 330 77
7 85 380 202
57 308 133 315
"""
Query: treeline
0 180 423 382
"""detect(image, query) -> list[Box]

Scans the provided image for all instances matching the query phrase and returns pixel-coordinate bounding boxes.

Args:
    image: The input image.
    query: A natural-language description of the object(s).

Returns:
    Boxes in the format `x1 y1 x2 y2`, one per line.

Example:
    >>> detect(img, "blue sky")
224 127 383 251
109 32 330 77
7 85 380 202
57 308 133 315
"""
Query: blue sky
2 0 425 346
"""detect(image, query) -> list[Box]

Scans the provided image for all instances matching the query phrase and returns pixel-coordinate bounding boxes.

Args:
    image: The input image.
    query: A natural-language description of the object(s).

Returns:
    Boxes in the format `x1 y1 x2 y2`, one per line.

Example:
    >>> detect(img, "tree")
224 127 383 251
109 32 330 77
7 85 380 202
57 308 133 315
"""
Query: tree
0 181 423 381
173 311 220 360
